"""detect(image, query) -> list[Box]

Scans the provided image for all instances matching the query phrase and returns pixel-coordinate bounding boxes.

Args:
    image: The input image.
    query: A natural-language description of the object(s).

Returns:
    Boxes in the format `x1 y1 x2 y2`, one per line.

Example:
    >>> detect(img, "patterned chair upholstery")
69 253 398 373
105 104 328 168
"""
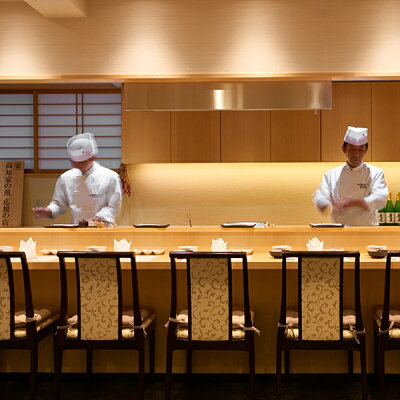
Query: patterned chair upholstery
55 251 155 400
276 251 367 400
372 250 400 398
165 252 259 400
0 251 58 399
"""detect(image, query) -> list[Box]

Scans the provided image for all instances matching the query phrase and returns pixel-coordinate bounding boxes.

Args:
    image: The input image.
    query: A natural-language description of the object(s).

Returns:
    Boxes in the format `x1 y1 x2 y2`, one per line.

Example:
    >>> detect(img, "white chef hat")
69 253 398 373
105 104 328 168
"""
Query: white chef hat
67 132 98 162
344 126 368 146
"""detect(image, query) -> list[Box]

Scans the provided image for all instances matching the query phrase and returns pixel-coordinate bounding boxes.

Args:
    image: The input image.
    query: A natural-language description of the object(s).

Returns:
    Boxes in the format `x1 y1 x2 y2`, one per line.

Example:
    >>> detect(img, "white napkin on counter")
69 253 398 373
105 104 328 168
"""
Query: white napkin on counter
19 237 37 258
306 237 324 251
114 239 131 252
211 238 228 252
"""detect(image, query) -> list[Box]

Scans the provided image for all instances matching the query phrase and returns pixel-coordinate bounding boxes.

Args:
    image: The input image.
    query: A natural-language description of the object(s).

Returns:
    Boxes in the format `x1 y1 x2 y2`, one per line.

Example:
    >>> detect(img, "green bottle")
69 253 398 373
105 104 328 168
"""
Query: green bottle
377 203 386 226
395 192 400 226
385 192 395 226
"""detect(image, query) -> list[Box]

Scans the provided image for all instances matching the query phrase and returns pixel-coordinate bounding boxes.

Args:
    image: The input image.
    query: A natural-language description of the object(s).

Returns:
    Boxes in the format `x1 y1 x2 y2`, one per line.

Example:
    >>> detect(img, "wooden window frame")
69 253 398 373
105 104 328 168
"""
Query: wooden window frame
0 88 121 174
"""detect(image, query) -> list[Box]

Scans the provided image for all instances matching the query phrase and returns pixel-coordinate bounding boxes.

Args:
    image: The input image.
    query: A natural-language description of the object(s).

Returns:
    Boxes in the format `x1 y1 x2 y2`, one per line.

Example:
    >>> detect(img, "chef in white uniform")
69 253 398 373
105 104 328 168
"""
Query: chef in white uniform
32 132 122 225
313 126 388 226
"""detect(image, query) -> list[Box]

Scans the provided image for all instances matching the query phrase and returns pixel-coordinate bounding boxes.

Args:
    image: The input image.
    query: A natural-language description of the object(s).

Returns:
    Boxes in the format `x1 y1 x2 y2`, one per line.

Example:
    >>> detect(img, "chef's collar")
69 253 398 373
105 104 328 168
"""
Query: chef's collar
79 161 97 176
345 161 365 172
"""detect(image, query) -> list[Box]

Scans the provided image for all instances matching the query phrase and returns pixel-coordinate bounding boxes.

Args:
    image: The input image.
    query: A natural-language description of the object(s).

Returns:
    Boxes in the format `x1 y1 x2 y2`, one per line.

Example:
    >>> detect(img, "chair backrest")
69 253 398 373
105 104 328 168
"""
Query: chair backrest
280 251 362 341
57 251 142 341
380 251 400 332
0 252 34 340
169 251 251 341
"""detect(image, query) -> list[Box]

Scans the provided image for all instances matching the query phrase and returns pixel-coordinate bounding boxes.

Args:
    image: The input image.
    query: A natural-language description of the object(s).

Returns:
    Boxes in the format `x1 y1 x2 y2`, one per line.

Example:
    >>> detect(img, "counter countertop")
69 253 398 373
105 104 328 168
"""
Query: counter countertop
2 225 400 233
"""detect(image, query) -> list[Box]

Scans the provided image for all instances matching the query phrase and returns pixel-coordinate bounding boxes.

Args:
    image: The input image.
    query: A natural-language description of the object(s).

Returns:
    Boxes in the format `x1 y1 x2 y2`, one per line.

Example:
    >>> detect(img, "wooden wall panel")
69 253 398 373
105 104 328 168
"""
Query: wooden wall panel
122 111 171 163
321 82 371 161
372 82 400 161
270 110 320 162
171 111 220 162
221 111 271 162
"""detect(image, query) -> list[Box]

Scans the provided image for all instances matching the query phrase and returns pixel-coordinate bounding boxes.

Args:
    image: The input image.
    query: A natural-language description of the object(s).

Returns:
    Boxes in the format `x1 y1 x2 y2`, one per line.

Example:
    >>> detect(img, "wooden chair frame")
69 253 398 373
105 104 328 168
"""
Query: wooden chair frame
55 251 155 400
276 251 367 399
373 250 400 398
165 251 256 400
0 251 58 399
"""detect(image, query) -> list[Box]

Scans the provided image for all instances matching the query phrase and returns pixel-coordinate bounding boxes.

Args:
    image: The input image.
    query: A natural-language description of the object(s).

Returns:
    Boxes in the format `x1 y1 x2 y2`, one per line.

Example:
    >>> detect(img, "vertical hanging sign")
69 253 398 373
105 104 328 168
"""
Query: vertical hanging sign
0 161 24 227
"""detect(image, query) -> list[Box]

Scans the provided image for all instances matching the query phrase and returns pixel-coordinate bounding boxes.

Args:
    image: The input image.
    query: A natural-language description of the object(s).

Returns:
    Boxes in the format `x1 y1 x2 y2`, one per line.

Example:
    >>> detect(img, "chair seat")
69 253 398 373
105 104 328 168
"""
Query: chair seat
284 307 357 340
13 309 59 338
373 305 400 338
174 309 255 340
66 308 155 339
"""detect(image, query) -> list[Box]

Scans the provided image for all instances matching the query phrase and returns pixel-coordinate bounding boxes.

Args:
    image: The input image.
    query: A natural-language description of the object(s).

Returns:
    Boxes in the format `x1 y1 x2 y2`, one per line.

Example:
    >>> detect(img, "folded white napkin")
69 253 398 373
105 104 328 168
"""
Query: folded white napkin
114 239 131 252
286 308 356 327
19 237 37 258
15 309 52 326
67 309 150 327
175 309 254 327
306 237 324 251
211 238 228 252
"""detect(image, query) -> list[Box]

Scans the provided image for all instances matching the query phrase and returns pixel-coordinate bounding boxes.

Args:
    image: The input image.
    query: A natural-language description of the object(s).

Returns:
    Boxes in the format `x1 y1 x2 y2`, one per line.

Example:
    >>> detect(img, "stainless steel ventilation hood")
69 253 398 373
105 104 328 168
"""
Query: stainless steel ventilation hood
124 81 332 111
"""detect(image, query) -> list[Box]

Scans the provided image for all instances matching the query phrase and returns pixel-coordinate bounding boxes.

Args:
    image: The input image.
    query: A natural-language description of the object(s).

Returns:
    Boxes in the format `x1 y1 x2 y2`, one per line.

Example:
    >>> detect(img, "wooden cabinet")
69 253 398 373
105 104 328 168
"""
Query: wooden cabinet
372 82 400 161
171 111 220 162
321 82 372 162
122 111 171 163
270 110 321 162
122 81 400 163
221 111 271 162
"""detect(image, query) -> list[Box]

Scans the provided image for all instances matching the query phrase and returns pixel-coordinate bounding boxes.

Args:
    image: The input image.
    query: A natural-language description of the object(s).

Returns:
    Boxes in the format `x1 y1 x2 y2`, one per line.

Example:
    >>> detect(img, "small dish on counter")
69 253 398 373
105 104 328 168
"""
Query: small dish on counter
269 246 293 258
178 246 198 252
42 224 79 228
133 224 170 228
367 249 388 259
269 250 284 259
272 245 292 251
221 222 257 228
229 249 253 255
309 223 345 228
41 249 73 255
86 246 107 252
0 246 13 252
367 245 387 252
152 249 165 255
133 249 165 255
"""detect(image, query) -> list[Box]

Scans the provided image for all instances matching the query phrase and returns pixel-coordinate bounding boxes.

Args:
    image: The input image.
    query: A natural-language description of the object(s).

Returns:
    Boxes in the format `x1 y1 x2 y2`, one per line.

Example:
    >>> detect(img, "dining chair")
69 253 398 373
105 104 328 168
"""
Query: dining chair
0 251 59 399
165 251 259 400
54 251 155 400
276 251 367 400
372 250 400 398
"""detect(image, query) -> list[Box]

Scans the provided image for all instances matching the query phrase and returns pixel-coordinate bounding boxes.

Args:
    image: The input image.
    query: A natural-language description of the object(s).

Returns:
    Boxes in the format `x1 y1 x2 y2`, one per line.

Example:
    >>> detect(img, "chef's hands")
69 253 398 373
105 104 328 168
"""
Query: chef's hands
32 207 52 219
330 197 369 212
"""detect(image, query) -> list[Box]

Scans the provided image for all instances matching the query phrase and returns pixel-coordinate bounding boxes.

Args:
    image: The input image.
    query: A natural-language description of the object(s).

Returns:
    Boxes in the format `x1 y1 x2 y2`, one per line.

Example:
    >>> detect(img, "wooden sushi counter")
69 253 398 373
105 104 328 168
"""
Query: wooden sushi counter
0 225 400 374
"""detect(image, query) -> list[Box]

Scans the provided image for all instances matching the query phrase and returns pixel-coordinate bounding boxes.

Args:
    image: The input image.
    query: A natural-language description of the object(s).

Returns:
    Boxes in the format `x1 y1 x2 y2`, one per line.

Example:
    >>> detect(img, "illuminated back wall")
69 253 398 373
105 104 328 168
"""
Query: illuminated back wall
23 162 399 226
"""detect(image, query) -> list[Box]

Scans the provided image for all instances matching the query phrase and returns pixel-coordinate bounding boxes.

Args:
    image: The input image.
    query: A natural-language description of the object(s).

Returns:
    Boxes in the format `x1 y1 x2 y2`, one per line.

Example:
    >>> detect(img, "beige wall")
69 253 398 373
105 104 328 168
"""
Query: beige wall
1 0 400 79
22 162 400 227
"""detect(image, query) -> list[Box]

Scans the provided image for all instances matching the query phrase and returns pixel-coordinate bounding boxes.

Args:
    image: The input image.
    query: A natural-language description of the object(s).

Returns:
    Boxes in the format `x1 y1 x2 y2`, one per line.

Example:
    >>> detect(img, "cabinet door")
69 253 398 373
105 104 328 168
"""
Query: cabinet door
271 110 320 162
221 111 271 162
122 111 171 163
171 111 220 162
321 82 371 161
372 82 400 161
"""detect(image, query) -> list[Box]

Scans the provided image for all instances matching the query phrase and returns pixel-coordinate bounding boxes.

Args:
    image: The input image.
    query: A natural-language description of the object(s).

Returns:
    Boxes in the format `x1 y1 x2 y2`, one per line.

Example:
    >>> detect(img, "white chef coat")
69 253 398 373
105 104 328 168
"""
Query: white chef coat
313 162 388 226
47 162 122 224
